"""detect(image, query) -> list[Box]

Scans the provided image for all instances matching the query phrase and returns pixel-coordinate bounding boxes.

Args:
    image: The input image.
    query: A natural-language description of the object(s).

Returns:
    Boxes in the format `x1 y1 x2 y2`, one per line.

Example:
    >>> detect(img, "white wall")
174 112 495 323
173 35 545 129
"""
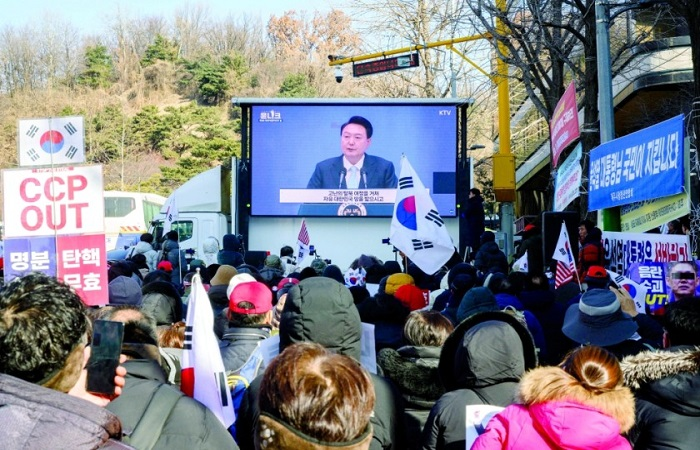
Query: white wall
247 216 459 270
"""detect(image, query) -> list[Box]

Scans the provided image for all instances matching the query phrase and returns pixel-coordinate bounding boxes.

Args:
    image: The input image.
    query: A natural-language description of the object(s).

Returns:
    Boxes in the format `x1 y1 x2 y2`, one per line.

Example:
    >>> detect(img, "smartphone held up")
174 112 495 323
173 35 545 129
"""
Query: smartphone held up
86 320 124 396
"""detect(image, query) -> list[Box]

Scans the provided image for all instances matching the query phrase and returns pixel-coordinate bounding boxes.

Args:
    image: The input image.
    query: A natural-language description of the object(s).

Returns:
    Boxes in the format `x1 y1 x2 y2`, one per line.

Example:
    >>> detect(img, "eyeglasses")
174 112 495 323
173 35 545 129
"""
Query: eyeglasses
671 272 696 280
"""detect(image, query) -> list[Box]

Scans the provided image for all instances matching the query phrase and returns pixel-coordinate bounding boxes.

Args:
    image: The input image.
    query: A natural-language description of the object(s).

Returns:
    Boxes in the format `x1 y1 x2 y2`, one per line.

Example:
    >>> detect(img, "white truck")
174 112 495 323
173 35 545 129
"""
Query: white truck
150 160 459 270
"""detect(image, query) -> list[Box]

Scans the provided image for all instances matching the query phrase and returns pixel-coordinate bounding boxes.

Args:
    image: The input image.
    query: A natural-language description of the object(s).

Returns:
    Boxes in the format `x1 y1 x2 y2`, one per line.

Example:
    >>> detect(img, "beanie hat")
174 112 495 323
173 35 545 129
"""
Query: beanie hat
226 273 257 300
456 287 499 323
211 265 238 286
480 231 496 243
322 265 345 284
394 285 429 311
264 255 283 270
310 258 328 275
384 273 415 296
157 261 173 273
229 281 273 315
108 276 143 306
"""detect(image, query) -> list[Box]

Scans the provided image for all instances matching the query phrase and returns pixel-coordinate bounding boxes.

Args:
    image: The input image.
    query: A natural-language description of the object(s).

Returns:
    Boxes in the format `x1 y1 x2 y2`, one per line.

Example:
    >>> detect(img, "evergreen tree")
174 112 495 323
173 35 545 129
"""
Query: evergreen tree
78 45 113 89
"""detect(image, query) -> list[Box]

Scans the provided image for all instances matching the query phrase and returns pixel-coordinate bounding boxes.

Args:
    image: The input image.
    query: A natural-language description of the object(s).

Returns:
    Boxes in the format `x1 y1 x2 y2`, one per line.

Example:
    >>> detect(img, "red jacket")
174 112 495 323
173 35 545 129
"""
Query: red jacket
578 241 604 279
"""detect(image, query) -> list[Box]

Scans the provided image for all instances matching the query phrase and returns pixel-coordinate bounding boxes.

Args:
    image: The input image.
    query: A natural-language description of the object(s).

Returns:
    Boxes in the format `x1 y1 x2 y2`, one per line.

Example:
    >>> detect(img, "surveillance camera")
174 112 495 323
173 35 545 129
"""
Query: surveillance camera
334 66 343 83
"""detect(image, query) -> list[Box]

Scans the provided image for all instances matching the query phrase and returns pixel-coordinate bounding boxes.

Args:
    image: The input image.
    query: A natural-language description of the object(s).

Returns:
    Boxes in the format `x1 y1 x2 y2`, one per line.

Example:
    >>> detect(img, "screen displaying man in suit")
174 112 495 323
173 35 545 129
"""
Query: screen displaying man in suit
306 116 398 189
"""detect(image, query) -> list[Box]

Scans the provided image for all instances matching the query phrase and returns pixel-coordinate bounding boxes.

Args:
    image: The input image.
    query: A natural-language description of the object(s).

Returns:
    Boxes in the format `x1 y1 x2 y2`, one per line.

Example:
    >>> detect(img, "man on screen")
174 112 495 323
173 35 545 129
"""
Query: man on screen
666 261 700 302
307 116 398 189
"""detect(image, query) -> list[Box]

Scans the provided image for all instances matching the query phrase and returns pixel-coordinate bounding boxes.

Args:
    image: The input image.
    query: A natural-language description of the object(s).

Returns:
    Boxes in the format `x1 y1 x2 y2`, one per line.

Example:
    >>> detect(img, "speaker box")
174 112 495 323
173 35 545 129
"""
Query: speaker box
244 251 269 269
541 211 580 272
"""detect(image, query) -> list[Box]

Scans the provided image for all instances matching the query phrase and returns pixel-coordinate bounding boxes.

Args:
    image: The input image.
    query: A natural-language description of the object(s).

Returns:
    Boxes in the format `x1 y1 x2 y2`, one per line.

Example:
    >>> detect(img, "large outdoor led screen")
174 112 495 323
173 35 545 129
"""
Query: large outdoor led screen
250 104 458 217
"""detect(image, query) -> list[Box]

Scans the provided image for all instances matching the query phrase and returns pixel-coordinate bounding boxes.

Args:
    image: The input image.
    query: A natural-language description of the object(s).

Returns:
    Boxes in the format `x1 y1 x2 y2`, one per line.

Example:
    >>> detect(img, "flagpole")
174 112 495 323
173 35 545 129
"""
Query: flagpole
566 220 584 292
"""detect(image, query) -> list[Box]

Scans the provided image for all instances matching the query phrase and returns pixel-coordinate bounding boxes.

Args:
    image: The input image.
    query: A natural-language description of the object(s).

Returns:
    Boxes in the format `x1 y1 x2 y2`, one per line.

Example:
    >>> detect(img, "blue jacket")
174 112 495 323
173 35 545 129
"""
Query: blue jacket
307 154 398 189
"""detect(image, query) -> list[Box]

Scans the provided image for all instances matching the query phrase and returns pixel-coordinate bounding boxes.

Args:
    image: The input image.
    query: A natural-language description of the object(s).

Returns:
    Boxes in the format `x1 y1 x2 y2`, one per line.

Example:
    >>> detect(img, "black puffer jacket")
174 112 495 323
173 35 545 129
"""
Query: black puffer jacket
473 241 508 275
378 345 444 450
622 345 700 450
236 277 406 450
421 311 538 450
106 359 238 449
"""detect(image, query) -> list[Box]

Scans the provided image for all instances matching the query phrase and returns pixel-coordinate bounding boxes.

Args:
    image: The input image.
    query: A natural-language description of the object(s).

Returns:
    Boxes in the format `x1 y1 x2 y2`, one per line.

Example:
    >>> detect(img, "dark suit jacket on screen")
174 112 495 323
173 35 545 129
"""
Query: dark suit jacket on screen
306 154 398 189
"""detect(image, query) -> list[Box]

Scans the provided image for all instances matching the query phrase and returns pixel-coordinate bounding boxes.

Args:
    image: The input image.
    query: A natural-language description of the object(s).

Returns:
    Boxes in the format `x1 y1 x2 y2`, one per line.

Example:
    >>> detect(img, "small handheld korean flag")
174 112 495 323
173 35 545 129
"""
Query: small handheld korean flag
181 272 235 427
390 155 454 274
297 219 310 264
18 116 85 166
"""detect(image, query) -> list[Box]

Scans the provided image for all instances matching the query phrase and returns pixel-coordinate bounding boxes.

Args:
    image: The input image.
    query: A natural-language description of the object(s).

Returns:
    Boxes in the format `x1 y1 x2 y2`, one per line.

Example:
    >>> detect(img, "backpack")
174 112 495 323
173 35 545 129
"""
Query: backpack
226 346 265 438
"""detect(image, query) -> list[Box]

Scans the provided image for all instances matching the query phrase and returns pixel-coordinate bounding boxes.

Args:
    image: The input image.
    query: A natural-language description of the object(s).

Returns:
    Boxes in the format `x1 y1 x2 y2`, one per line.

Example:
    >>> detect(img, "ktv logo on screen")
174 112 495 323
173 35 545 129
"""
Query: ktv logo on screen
259 109 282 122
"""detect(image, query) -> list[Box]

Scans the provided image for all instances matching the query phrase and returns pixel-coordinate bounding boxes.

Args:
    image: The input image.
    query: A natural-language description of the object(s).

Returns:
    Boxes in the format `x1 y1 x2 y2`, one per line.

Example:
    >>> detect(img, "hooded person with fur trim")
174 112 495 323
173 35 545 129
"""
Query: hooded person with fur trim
377 311 453 450
421 311 538 450
472 345 635 450
621 297 700 449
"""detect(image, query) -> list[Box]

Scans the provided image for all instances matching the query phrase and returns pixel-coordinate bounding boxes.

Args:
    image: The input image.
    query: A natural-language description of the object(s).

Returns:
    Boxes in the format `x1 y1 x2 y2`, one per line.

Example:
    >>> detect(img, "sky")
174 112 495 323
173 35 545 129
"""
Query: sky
2 0 337 35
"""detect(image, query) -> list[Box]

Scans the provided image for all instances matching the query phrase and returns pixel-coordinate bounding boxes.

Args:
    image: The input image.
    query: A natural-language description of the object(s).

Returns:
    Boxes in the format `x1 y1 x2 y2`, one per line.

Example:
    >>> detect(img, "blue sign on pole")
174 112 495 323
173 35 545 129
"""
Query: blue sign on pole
588 114 685 211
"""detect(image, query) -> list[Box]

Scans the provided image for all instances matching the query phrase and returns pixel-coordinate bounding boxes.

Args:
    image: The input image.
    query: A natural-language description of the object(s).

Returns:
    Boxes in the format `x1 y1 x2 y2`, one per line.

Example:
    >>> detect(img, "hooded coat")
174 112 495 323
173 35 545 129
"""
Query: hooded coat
421 311 538 450
473 241 508 275
377 345 444 450
0 373 128 449
471 366 635 450
235 277 405 450
141 280 183 326
621 346 700 449
127 241 159 272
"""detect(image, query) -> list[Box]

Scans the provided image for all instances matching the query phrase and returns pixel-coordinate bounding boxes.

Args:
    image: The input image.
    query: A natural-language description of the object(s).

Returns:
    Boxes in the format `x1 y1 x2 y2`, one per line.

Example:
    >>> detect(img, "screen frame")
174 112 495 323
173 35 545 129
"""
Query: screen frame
237 98 473 219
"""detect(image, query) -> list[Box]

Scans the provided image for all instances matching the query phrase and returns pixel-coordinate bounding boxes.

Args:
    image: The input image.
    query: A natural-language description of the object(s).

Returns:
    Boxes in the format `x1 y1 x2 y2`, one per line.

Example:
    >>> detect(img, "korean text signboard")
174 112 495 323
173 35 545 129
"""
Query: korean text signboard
3 165 104 238
554 143 582 211
589 115 684 211
602 230 691 275
550 81 580 168
2 165 107 305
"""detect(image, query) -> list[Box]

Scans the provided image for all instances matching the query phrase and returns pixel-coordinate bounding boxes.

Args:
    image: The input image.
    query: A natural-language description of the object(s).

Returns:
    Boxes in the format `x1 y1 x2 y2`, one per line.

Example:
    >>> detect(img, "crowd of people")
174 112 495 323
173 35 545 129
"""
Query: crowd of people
0 227 698 450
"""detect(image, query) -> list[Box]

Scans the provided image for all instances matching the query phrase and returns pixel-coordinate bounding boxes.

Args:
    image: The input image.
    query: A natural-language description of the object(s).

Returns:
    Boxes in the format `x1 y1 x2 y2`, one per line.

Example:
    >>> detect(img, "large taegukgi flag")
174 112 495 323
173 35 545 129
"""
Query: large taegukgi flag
181 272 235 427
390 155 454 274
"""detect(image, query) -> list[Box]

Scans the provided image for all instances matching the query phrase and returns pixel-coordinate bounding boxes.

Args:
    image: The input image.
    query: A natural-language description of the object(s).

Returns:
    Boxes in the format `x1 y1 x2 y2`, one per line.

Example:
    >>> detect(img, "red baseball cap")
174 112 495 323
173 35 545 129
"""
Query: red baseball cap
157 261 173 272
274 277 300 292
229 281 273 315
394 284 429 311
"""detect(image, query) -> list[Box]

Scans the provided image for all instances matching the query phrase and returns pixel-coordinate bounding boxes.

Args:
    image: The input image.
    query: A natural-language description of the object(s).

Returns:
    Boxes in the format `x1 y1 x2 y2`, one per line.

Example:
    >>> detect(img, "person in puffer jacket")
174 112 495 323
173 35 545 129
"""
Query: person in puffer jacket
421 311 538 450
236 277 406 450
126 233 159 271
472 345 635 450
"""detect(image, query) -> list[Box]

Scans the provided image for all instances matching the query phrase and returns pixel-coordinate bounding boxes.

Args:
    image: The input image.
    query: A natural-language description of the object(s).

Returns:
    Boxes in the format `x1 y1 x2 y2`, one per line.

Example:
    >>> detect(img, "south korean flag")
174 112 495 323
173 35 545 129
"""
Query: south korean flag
389 155 455 274
18 116 85 167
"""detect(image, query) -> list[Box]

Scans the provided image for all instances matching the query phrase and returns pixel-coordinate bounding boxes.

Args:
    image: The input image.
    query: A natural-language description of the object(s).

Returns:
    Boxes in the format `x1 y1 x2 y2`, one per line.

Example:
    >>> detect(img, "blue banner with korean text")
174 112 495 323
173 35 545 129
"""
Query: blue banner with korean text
589 114 684 210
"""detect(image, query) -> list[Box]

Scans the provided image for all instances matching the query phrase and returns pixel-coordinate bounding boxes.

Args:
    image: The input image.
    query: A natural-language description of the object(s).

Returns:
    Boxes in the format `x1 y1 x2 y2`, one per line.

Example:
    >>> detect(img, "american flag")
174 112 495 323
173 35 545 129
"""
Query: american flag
552 222 577 288
297 219 310 264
